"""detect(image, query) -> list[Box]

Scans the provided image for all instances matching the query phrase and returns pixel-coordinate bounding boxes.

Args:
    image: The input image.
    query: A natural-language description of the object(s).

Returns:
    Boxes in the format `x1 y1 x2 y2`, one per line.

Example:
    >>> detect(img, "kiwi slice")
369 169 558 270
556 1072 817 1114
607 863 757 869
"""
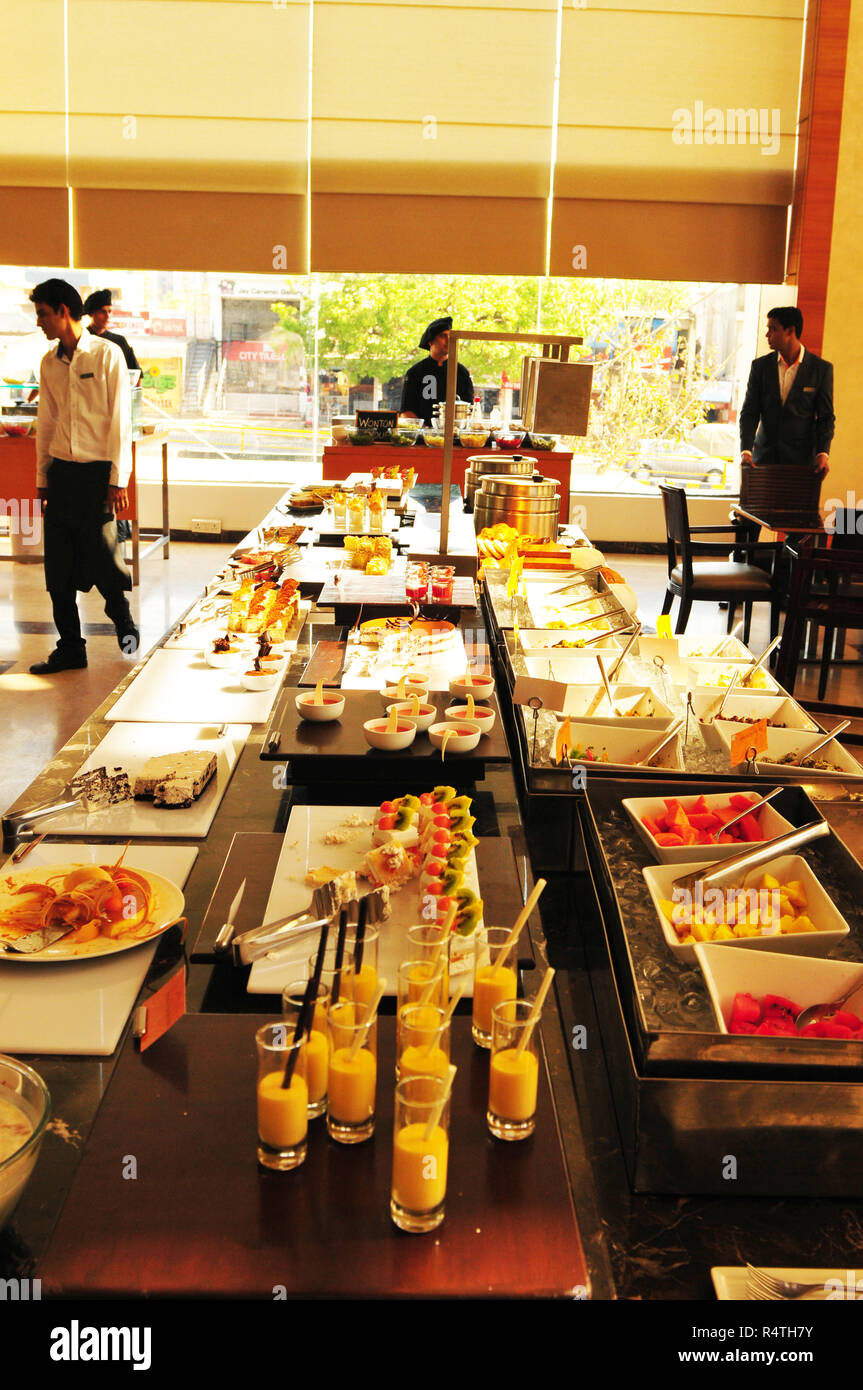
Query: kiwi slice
439 865 464 895
432 785 457 805
401 794 421 811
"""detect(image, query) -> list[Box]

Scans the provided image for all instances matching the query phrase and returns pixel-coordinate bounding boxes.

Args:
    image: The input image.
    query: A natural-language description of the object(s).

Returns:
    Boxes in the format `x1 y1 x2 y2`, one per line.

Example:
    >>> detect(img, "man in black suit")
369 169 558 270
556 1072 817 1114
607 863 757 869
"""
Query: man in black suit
738 305 834 479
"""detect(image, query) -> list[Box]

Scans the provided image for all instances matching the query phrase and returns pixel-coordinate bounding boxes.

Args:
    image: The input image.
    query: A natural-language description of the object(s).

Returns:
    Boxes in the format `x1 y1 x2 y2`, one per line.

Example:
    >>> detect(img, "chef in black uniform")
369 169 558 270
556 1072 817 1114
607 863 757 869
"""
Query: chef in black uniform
83 289 143 375
400 316 474 426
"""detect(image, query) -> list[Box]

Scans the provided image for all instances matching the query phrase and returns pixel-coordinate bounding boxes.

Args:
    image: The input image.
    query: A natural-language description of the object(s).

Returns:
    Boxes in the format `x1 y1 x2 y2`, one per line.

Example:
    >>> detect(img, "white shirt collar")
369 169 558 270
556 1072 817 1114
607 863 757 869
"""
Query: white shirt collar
56 326 95 362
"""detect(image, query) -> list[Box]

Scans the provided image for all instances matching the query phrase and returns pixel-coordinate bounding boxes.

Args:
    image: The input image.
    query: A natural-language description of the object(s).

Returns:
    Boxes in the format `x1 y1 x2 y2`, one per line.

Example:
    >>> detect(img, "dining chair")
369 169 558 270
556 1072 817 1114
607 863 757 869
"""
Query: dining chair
659 484 782 643
775 538 863 700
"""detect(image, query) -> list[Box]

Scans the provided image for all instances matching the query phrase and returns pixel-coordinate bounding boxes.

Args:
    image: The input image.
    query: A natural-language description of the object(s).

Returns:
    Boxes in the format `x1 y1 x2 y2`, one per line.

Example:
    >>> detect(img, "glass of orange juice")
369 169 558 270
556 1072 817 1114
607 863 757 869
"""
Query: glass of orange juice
327 1008 377 1144
472 926 518 1048
255 1023 308 1170
281 982 330 1119
488 1000 539 1141
397 957 446 1061
391 1076 451 1233
406 924 451 997
397 1003 450 1085
332 488 347 528
344 924 379 1010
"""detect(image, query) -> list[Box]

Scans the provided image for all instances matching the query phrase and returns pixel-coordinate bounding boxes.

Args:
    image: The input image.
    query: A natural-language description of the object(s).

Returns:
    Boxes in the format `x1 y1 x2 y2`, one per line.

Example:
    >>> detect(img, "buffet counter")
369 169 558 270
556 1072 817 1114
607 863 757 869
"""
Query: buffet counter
4 486 863 1306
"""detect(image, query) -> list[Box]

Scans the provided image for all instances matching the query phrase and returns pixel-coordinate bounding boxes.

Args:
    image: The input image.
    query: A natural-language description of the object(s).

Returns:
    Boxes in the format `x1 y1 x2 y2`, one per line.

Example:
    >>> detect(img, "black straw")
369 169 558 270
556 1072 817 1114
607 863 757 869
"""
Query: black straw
330 907 349 1007
354 897 368 975
282 920 330 1090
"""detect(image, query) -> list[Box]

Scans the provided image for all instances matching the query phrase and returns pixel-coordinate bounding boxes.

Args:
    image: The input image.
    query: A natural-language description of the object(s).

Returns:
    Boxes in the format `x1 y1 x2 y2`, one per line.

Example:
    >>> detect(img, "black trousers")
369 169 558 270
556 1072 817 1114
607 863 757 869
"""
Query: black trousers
43 459 133 653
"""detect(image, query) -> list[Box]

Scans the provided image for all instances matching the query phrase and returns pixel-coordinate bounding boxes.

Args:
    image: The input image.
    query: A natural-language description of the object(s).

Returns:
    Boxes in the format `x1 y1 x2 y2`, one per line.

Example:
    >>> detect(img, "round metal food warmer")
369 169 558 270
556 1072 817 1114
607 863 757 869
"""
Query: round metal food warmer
473 474 561 539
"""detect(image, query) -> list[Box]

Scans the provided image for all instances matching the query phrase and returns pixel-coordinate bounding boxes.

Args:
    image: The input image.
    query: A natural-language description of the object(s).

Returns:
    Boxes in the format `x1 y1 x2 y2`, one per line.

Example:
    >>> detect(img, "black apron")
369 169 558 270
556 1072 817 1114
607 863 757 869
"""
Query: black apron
43 459 132 595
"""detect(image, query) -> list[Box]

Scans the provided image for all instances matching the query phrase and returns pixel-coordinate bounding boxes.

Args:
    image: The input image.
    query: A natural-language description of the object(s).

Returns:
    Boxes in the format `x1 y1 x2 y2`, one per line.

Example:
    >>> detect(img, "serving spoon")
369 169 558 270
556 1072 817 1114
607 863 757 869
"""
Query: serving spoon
795 969 863 1030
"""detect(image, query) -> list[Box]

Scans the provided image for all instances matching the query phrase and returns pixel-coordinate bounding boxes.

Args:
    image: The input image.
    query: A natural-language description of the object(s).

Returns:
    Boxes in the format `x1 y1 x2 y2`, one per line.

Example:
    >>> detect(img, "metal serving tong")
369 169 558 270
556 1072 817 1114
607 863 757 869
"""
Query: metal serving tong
229 884 389 965
670 820 830 899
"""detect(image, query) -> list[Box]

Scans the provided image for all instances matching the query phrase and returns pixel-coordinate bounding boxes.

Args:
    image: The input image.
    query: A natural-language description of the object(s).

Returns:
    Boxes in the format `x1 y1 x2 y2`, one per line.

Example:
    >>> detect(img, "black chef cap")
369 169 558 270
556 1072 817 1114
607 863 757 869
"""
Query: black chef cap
419 316 452 350
83 289 112 314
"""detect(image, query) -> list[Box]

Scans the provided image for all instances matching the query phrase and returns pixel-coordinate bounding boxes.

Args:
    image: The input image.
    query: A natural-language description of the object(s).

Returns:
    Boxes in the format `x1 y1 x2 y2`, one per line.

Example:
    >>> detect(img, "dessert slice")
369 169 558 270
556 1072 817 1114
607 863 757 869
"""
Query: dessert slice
133 750 217 808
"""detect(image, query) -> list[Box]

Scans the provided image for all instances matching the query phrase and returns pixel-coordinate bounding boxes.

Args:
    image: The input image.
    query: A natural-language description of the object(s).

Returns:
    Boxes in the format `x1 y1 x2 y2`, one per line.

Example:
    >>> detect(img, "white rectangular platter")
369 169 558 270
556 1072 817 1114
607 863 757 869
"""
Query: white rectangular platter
247 804 481 996
0 842 197 1055
340 628 471 693
106 649 284 725
41 723 250 838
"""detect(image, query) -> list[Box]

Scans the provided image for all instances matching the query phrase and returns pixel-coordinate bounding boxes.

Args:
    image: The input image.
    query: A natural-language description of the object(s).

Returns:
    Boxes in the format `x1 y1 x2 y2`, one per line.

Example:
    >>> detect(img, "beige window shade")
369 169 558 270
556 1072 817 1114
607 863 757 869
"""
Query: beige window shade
549 198 787 282
0 0 66 187
0 189 69 266
74 189 305 272
67 0 309 193
310 0 557 270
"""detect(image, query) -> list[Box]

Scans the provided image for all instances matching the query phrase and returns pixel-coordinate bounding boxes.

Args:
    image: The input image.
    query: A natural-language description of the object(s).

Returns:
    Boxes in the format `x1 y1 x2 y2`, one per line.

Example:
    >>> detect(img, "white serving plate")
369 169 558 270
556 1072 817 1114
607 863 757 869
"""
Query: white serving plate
694 942 863 1035
622 792 796 864
550 718 684 772
643 853 850 963
106 649 284 725
247 804 482 995
717 723 863 780
712 1267 861 1300
166 599 310 652
0 843 197 1055
34 723 249 838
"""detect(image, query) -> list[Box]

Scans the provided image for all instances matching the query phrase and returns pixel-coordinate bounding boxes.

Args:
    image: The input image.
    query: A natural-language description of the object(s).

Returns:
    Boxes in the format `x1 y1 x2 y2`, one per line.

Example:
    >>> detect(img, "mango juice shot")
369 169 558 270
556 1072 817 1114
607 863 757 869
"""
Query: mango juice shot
472 927 518 1048
487 976 553 1141
397 1004 450 1087
255 1024 309 1170
326 981 385 1145
391 1073 454 1234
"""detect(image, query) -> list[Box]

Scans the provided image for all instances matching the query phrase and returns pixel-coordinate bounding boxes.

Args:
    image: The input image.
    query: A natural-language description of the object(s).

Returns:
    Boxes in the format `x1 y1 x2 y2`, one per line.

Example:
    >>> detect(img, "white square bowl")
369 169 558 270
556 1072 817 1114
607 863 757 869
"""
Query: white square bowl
692 692 819 751
685 663 781 697
622 791 796 864
642 853 850 963
678 634 753 663
551 684 674 729
716 723 863 780
553 718 684 772
694 942 863 1036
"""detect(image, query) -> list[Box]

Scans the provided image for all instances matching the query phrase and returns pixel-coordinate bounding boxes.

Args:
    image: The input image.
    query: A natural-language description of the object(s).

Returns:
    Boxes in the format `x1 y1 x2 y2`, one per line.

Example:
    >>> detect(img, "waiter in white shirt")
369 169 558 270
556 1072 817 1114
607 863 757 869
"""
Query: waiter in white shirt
28 279 140 674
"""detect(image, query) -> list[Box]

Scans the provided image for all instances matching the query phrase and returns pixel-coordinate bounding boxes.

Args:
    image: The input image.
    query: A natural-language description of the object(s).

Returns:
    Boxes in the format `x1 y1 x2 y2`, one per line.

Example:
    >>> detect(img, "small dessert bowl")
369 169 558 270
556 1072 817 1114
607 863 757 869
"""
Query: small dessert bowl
296 691 346 722
242 668 280 691
444 702 495 733
205 643 243 669
380 682 428 708
363 718 418 751
428 721 482 754
449 673 495 702
386 700 437 732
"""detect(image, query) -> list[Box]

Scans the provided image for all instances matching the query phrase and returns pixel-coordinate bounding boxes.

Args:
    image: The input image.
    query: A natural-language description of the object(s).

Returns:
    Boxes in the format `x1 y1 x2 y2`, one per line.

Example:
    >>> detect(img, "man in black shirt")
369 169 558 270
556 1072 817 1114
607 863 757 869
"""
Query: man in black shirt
400 316 474 426
83 290 143 375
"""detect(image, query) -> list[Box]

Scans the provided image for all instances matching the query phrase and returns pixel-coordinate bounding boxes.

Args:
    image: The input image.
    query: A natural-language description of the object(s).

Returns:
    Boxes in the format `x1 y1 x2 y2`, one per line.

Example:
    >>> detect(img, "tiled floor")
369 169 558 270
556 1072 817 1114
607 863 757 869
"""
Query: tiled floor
0 540 234 812
0 546 860 817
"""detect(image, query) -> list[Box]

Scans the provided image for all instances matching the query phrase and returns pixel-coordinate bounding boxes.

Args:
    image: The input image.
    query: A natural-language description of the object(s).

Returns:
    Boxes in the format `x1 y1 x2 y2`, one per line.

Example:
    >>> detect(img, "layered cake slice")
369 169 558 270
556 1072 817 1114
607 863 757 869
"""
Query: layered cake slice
133 750 217 809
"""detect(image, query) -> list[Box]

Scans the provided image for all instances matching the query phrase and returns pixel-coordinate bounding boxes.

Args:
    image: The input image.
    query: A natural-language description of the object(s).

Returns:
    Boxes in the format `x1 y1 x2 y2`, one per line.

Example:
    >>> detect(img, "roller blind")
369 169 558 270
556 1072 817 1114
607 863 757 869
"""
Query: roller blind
0 0 806 278
550 0 802 281
69 0 308 270
309 0 557 273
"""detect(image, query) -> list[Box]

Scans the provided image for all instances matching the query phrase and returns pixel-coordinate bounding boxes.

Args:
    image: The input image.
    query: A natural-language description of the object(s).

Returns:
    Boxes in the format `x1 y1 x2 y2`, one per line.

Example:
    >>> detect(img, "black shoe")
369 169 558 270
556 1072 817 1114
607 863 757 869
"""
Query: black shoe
117 624 140 656
30 649 87 674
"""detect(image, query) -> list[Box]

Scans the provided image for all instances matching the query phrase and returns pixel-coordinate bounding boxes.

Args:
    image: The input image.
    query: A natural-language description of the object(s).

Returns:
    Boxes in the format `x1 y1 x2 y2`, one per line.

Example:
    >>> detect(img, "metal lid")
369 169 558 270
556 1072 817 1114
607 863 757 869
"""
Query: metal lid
479 475 557 499
466 457 533 477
